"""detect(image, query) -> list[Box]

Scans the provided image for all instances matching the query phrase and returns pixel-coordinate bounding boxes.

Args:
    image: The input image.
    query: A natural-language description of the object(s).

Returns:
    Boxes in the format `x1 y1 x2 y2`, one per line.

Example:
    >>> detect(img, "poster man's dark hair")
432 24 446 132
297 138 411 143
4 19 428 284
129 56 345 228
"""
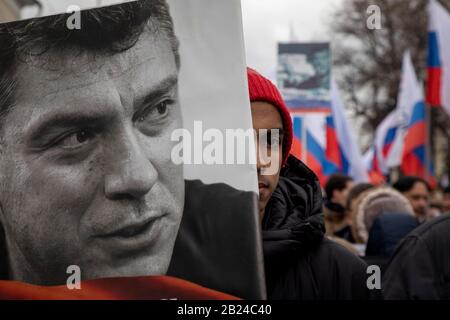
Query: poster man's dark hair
0 0 180 124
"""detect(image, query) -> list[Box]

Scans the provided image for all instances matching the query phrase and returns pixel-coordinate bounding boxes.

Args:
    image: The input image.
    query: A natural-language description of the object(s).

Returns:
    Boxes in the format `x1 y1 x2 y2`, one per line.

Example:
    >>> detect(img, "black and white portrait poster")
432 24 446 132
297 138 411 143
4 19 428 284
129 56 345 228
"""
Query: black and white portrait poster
0 0 265 299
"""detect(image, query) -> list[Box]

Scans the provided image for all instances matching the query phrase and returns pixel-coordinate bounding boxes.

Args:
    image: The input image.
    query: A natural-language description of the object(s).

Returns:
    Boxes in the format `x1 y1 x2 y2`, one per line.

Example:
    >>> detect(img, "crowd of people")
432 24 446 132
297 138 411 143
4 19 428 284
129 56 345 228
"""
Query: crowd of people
321 174 450 299
324 174 449 257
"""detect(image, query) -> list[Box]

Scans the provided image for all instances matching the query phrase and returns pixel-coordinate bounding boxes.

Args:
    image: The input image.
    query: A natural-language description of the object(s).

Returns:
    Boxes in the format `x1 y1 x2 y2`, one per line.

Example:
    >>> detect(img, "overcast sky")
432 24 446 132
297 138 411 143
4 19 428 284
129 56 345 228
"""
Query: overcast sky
23 0 344 82
241 0 344 81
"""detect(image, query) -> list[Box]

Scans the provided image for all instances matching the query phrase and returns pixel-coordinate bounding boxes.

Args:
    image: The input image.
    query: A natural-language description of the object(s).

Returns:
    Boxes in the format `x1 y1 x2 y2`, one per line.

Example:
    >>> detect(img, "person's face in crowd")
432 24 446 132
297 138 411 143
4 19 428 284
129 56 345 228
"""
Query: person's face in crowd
402 182 430 219
0 30 184 284
442 193 450 214
251 102 284 222
332 180 354 207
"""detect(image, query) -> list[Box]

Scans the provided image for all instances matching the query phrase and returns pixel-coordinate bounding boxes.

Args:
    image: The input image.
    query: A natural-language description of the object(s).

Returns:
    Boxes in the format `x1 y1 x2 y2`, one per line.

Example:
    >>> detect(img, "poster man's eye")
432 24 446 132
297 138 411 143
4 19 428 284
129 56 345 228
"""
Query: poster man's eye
138 99 173 123
57 130 95 149
157 101 168 115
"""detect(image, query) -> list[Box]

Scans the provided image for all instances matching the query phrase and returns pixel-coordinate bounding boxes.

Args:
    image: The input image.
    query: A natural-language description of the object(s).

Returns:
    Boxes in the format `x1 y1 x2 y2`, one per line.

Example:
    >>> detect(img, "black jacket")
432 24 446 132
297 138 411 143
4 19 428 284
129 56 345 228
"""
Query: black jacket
168 180 266 299
382 214 450 300
263 155 370 300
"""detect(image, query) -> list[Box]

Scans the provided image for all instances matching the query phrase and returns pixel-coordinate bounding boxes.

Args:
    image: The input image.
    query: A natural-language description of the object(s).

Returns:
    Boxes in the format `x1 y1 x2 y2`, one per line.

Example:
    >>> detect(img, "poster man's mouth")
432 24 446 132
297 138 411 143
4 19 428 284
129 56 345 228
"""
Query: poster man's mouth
102 219 158 239
94 213 168 255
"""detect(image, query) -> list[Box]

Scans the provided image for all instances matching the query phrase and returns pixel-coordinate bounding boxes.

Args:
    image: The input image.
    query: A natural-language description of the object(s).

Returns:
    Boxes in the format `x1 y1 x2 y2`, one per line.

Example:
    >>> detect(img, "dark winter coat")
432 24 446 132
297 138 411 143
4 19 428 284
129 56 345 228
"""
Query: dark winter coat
263 155 370 300
382 214 450 300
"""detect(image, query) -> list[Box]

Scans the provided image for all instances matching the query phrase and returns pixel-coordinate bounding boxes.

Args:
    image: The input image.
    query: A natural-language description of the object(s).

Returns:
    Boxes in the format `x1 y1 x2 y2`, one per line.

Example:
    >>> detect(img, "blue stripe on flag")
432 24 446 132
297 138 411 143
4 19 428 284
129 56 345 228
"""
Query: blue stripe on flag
326 115 335 129
409 101 426 126
292 116 302 140
428 32 441 67
323 160 339 176
413 145 426 164
384 127 398 145
306 131 326 165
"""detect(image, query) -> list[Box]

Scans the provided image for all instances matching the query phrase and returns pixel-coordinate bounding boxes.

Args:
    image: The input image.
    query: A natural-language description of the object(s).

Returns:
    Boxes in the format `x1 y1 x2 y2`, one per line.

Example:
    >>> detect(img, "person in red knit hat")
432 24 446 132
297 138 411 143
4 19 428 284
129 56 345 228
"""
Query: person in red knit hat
247 67 371 300
247 68 293 166
247 68 293 221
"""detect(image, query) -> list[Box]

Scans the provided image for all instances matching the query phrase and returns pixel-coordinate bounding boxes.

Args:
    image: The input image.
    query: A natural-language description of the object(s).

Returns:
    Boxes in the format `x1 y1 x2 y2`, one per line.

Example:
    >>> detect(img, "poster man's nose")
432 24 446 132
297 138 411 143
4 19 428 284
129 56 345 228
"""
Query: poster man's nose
104 132 157 200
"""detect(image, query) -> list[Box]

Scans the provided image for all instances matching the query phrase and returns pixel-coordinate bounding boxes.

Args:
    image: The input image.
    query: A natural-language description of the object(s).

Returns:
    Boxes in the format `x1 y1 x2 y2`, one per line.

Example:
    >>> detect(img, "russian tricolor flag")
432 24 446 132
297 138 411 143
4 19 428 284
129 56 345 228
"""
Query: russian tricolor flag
364 110 401 184
401 101 428 175
325 115 349 176
290 78 369 186
325 78 368 183
396 52 436 187
401 100 437 188
373 111 401 175
427 0 450 116
366 52 437 187
291 113 328 185
382 126 398 159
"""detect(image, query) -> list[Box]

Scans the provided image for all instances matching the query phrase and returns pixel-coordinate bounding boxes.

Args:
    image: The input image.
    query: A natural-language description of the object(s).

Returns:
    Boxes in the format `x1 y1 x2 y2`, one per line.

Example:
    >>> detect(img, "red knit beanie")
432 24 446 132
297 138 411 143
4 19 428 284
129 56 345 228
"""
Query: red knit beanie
247 67 293 165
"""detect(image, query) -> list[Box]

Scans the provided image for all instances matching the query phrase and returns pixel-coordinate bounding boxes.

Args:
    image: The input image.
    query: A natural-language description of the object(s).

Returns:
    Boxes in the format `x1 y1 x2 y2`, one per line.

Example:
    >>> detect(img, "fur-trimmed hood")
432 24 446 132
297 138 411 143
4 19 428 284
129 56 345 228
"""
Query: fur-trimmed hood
352 187 414 243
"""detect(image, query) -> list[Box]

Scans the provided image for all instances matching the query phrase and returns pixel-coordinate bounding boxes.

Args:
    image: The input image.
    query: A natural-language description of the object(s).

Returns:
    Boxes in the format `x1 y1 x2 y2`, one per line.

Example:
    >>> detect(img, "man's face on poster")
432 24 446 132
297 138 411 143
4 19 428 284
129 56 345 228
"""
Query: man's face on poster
0 29 184 284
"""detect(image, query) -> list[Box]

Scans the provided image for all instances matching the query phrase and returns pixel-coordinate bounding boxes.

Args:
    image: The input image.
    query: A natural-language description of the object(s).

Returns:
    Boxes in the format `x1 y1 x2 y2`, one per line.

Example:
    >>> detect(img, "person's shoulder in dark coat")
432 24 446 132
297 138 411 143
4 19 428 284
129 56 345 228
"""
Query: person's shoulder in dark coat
309 238 369 300
382 214 450 300
269 237 370 300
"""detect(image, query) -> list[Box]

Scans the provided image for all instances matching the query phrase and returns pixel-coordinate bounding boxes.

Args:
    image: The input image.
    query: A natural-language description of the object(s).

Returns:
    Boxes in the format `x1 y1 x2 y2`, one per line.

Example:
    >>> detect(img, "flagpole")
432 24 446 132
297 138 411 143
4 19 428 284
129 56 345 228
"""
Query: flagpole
424 75 431 183
425 101 431 183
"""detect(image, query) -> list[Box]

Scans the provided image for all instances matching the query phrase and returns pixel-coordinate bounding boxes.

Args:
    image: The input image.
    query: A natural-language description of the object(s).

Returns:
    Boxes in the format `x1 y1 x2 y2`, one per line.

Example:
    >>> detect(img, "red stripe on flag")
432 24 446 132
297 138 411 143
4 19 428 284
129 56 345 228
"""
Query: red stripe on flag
401 153 437 189
403 122 427 155
325 126 342 170
426 67 442 107
382 143 393 158
401 152 426 178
